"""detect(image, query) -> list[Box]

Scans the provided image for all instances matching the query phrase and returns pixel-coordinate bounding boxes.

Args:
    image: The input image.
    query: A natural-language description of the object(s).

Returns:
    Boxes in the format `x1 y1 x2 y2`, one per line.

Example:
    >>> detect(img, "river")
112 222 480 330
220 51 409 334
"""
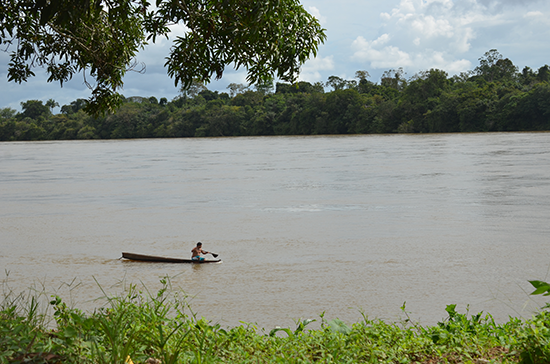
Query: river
1 132 549 329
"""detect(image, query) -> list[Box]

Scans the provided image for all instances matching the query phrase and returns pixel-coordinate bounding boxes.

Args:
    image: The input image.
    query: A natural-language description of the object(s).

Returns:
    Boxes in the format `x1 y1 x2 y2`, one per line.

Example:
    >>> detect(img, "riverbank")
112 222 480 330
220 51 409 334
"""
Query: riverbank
3 59 550 142
2 281 549 364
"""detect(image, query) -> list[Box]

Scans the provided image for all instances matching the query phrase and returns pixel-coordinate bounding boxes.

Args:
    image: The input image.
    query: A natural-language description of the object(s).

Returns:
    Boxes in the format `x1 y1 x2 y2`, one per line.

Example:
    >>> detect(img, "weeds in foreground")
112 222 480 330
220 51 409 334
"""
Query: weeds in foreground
2 278 550 363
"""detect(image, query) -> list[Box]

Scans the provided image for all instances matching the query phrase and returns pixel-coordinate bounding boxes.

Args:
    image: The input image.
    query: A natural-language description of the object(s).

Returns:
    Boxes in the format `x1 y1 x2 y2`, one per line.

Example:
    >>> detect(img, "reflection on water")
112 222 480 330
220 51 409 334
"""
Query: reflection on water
1 133 550 329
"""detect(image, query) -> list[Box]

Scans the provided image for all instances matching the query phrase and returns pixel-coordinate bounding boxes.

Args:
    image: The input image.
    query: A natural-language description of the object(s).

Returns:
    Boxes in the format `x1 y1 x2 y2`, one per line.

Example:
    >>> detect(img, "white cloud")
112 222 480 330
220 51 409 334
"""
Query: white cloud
349 0 515 76
395 0 416 16
525 10 543 17
298 55 335 82
522 10 550 25
222 70 249 85
381 0 482 49
168 23 190 38
452 27 475 53
445 59 473 72
411 16 453 38
308 6 327 25
477 0 545 13
351 35 412 69
414 51 472 73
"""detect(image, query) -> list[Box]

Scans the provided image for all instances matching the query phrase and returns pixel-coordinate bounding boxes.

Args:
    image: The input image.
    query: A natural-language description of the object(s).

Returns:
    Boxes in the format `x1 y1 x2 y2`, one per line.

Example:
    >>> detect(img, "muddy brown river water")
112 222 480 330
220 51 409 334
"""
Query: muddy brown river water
1 132 550 330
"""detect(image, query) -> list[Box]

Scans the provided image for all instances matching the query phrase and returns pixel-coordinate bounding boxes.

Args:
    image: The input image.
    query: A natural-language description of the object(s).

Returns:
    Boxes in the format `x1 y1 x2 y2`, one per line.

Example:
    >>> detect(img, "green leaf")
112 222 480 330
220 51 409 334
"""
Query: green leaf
529 280 550 296
328 319 350 335
63 326 78 338
445 304 458 317
269 327 293 337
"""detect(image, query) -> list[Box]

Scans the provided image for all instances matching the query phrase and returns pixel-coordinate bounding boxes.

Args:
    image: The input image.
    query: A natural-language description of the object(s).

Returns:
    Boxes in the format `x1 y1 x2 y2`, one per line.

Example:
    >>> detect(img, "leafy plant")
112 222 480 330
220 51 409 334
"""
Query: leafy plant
7 278 550 363
529 280 550 296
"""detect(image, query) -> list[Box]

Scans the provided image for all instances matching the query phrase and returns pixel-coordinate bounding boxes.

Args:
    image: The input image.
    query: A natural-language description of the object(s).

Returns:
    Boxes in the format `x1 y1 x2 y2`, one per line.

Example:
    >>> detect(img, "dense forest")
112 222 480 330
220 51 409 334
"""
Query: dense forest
1 49 550 141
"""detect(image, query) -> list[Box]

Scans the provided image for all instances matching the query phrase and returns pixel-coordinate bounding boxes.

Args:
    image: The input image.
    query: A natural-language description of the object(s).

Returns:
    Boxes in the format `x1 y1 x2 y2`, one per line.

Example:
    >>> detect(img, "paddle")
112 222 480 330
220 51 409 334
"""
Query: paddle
209 252 219 258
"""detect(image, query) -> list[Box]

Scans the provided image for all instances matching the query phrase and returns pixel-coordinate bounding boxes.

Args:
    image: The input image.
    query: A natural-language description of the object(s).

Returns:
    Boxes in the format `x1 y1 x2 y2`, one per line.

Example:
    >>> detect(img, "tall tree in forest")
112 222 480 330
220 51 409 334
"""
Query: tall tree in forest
397 69 449 132
19 100 51 120
325 76 347 91
380 68 406 90
537 65 550 83
474 49 518 83
180 80 208 99
227 83 249 98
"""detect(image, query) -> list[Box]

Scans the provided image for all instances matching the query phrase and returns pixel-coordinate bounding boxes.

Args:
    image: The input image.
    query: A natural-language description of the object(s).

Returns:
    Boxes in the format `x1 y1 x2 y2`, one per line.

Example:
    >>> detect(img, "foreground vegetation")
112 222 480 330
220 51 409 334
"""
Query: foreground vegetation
2 278 550 363
2 49 550 141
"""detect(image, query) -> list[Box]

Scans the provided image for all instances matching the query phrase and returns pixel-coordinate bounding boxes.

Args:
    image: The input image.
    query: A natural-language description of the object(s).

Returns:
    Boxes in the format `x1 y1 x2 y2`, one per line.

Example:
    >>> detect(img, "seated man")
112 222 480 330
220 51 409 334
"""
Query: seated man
191 242 209 261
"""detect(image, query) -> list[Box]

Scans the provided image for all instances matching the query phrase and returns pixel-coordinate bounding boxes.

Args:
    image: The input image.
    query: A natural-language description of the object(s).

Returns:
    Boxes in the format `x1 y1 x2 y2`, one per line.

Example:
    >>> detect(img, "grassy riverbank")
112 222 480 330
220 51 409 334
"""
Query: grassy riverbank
2 279 549 363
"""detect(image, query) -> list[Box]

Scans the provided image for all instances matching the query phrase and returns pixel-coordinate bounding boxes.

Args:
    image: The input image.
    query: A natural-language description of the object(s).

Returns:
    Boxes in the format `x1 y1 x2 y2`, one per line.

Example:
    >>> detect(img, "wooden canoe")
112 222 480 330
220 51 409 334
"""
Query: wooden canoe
121 252 222 264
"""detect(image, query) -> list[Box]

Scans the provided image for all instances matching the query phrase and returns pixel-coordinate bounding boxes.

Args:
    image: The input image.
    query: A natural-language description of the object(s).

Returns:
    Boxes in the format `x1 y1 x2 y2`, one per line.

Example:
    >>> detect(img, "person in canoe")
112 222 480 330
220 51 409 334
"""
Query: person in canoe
191 242 211 261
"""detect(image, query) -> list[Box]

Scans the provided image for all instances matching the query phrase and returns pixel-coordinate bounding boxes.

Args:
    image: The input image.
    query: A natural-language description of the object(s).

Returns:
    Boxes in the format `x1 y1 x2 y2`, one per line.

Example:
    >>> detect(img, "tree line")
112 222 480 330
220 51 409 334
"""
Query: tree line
1 49 550 141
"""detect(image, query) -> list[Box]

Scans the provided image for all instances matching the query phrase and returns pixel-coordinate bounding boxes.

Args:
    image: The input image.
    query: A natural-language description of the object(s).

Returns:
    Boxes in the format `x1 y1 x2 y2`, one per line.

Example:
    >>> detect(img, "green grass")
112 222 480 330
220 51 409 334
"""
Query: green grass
2 277 550 363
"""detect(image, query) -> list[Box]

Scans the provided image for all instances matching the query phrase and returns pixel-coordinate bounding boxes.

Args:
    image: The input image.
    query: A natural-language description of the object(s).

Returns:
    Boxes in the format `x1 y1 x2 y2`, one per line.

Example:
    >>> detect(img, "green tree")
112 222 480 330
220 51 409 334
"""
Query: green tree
455 83 497 132
325 76 347 91
254 78 275 95
275 81 324 94
0 108 18 141
247 93 287 135
325 74 359 91
227 83 249 98
474 49 518 83
1 0 326 115
273 93 311 134
514 83 550 130
323 89 366 134
198 89 222 102
195 104 245 137
19 100 51 120
45 99 59 112
355 70 375 94
61 99 87 114
475 49 503 81
0 107 17 120
537 65 550 83
231 91 264 107
180 80 208 99
355 70 370 83
381 68 406 90
397 69 449 132
520 66 537 87
424 91 460 133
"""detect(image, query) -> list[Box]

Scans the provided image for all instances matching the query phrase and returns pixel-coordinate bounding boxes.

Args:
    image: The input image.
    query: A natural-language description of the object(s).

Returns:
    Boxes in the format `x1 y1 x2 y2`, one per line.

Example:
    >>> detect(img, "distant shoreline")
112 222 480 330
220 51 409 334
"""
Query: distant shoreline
2 68 550 141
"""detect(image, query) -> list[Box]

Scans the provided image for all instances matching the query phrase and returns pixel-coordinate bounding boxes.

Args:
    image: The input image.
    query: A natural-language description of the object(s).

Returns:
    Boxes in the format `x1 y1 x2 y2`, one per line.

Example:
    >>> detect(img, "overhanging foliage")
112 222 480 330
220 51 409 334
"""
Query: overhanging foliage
0 0 326 115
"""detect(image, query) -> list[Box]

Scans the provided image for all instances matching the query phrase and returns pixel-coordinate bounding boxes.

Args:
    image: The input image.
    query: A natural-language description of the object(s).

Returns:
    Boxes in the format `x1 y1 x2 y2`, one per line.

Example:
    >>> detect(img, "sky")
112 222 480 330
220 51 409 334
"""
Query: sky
1 0 550 112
